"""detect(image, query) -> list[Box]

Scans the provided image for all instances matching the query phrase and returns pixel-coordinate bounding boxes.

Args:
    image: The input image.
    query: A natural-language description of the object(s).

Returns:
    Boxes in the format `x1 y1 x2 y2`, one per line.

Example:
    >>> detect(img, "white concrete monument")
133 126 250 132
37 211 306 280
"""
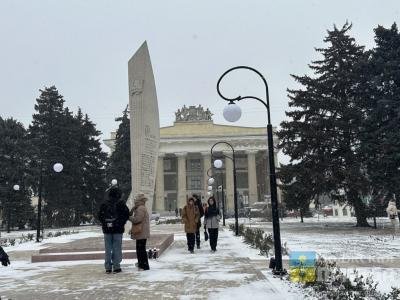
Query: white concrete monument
127 41 160 218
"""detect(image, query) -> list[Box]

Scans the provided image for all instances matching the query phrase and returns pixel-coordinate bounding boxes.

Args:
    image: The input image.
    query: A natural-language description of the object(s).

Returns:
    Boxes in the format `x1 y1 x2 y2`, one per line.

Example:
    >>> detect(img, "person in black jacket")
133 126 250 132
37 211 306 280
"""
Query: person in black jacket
193 194 204 249
98 187 129 274
204 196 221 252
0 246 10 266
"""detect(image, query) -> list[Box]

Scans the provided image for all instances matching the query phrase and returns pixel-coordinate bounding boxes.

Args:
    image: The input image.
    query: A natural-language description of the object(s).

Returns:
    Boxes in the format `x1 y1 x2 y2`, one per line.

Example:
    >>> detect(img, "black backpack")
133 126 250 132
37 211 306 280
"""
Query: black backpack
104 202 118 229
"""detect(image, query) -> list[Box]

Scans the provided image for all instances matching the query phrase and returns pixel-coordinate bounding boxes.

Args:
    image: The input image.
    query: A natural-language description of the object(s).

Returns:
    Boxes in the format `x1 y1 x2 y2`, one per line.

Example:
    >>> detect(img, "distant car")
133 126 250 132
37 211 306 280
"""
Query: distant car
151 211 160 221
249 202 271 218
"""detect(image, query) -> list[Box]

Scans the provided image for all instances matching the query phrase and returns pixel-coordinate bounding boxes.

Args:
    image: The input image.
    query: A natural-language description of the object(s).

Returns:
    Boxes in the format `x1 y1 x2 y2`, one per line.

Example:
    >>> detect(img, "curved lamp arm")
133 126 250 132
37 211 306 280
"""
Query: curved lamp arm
216 66 271 124
210 141 235 161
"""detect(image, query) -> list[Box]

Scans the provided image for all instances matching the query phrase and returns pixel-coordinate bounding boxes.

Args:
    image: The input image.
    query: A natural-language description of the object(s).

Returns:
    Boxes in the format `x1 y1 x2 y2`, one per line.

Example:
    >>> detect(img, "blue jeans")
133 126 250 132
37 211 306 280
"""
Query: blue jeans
104 233 123 271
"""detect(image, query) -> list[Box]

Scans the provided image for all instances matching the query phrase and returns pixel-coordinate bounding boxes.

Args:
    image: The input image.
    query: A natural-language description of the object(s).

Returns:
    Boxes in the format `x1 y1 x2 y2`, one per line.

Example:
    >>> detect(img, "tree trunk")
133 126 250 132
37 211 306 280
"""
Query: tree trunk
353 197 370 227
300 209 304 223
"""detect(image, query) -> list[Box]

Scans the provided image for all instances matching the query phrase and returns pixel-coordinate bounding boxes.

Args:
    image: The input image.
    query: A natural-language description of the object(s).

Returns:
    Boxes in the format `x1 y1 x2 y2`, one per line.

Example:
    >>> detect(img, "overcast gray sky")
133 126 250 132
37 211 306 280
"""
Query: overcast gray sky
0 0 399 158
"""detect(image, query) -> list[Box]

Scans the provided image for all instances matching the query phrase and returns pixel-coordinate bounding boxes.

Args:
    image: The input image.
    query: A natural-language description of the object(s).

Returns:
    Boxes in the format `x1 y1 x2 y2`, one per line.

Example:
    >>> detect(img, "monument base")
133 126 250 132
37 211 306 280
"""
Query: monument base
31 233 174 263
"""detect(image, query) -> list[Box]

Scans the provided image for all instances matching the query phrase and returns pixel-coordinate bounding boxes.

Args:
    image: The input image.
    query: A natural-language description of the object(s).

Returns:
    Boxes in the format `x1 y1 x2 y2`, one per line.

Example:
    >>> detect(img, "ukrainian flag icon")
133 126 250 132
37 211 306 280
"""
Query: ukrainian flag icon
289 251 317 283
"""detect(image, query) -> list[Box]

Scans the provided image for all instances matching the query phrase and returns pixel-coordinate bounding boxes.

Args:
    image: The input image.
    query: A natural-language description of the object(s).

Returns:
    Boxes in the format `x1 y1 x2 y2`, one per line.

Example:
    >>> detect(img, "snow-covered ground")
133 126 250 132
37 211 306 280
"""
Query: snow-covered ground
228 216 400 294
235 216 400 259
1 226 102 252
0 226 306 299
2 219 399 297
345 267 400 294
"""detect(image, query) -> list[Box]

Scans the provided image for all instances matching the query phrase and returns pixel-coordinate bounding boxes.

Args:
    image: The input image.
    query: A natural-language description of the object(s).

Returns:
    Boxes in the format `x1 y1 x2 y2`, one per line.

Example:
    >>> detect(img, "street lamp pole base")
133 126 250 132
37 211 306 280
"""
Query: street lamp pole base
272 269 288 276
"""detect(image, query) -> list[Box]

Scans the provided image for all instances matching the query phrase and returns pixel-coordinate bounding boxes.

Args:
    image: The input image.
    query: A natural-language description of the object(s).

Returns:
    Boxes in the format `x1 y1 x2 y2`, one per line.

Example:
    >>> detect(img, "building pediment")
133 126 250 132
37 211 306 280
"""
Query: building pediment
161 122 270 138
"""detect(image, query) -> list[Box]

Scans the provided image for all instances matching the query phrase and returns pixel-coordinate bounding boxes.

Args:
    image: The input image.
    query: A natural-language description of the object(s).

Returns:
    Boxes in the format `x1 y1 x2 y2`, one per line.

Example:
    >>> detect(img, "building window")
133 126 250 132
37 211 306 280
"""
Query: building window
236 157 247 170
164 174 177 191
236 172 248 189
188 176 201 190
164 159 171 171
164 157 177 172
188 159 201 171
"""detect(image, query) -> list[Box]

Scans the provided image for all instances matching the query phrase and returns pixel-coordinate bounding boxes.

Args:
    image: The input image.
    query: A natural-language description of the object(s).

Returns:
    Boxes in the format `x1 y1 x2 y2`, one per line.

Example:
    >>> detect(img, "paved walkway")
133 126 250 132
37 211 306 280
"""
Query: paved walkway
0 225 287 300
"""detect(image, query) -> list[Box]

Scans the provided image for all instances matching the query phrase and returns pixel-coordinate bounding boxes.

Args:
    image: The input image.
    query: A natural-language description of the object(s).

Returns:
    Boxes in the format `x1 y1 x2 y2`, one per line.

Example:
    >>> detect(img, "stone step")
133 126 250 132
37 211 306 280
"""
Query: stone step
32 250 137 262
31 233 174 263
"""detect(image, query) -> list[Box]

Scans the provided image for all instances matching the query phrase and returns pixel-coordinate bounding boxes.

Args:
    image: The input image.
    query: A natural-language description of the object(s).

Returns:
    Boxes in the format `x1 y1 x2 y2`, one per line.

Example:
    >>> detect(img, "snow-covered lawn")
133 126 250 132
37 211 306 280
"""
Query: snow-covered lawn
227 216 400 294
2 227 102 252
345 267 400 294
234 216 400 260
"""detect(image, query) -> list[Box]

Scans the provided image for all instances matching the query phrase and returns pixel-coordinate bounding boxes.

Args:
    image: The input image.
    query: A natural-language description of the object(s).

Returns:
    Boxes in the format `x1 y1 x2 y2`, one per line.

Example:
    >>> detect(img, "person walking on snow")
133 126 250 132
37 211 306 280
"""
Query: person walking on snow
193 194 204 249
182 197 200 253
387 198 398 236
98 187 129 274
129 193 150 271
204 196 221 252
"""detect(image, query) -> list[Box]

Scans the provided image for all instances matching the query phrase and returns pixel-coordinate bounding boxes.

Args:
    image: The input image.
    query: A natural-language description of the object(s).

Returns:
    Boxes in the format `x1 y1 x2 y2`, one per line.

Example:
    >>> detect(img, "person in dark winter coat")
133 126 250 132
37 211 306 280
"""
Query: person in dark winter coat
204 196 221 252
193 194 204 249
0 246 10 266
182 197 200 253
98 187 129 273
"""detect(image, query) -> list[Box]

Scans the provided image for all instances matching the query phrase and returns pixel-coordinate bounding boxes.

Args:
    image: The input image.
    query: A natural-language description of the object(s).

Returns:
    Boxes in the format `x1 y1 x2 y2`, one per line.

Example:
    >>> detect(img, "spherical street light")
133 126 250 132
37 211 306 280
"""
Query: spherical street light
13 184 20 191
207 191 212 196
111 179 118 186
208 185 213 191
223 102 242 122
214 159 223 169
208 177 215 185
53 163 63 173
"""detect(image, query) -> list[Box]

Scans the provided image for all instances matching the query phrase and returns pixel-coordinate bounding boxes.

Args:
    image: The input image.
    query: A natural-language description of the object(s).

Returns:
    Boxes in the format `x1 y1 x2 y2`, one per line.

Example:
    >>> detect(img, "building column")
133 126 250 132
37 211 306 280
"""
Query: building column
155 153 165 212
177 152 187 210
247 150 258 206
201 152 211 201
224 152 234 210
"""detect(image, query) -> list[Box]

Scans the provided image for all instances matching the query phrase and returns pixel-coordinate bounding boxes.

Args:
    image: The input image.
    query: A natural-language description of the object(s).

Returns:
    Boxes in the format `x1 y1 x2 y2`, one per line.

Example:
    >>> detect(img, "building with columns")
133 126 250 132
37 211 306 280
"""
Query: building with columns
104 105 280 213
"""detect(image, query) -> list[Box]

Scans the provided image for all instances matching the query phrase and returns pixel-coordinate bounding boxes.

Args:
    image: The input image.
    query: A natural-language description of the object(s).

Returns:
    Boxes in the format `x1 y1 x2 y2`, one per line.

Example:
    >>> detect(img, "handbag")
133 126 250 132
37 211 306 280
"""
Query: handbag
132 222 143 235
204 229 209 241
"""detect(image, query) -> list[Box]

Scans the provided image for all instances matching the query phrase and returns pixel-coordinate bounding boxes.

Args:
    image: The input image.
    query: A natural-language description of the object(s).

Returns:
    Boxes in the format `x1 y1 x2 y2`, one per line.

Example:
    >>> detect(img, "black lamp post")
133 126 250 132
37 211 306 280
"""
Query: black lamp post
36 162 63 243
211 141 238 235
217 65 284 274
206 167 226 226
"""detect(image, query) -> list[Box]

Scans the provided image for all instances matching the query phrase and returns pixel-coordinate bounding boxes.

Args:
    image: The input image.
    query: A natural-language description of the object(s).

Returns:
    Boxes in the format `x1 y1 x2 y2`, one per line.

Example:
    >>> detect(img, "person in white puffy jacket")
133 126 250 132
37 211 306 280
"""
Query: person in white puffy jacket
386 199 398 236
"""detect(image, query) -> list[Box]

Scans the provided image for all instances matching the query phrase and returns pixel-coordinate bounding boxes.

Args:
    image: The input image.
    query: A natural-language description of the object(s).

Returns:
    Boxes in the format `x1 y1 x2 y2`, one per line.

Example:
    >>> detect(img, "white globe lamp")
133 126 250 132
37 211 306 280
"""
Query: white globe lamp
13 184 20 191
53 163 63 173
208 177 215 185
223 102 242 122
208 185 213 191
111 179 118 186
214 159 223 169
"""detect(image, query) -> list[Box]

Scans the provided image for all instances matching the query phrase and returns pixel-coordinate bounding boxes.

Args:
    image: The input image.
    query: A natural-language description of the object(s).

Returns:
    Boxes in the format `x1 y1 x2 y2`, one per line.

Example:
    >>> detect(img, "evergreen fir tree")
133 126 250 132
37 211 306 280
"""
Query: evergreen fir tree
106 106 131 203
0 117 34 230
79 112 107 222
359 23 400 206
279 164 314 223
29 86 71 227
278 23 371 226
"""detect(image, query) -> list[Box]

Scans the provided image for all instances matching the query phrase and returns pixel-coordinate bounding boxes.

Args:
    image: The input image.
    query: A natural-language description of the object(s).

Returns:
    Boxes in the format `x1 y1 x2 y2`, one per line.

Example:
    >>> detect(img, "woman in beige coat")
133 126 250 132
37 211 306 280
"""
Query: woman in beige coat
129 193 150 270
182 197 200 253
386 199 398 236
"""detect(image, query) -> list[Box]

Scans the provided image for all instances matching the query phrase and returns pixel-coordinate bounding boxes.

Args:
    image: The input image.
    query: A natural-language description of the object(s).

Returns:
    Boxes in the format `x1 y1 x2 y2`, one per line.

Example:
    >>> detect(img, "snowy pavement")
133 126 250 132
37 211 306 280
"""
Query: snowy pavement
0 225 304 300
